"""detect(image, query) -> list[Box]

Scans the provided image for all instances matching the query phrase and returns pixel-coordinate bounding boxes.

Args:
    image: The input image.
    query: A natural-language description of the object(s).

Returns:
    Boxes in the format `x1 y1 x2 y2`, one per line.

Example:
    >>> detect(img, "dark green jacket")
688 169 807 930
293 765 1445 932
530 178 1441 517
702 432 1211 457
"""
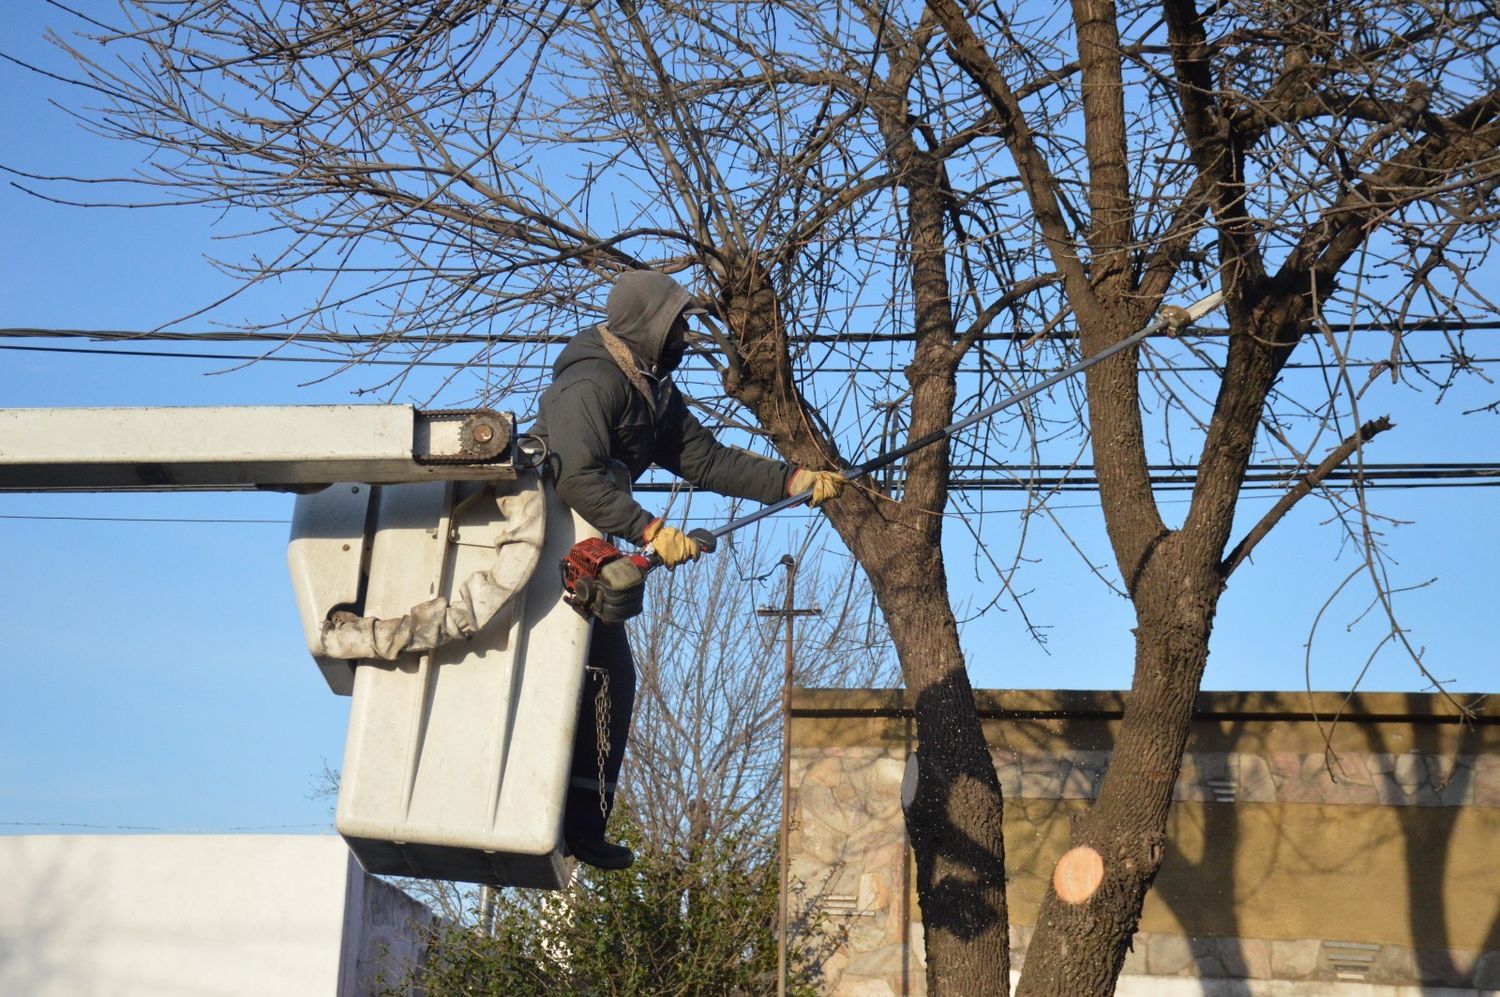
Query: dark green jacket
531 274 792 543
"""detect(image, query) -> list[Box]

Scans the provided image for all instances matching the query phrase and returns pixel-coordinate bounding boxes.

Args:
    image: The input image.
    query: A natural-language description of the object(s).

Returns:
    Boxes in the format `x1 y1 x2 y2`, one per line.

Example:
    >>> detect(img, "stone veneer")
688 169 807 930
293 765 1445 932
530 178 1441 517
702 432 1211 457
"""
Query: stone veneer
786 690 1500 996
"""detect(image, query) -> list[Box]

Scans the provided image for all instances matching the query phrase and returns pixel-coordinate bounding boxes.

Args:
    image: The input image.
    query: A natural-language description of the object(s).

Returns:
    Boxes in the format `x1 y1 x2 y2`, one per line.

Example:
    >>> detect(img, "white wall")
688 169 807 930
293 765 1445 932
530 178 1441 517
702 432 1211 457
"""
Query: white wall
0 835 431 997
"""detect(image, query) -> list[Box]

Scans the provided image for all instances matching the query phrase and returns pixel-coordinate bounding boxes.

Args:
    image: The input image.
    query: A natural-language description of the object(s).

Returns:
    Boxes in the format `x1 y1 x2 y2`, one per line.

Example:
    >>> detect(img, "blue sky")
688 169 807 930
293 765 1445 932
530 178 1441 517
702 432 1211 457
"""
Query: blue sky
2 4 1496 836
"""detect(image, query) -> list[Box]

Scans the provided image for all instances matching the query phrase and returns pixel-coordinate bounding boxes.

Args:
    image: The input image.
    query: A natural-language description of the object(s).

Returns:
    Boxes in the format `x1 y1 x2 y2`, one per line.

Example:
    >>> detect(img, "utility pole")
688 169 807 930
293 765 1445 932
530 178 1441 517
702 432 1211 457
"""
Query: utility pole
478 884 496 936
757 555 820 997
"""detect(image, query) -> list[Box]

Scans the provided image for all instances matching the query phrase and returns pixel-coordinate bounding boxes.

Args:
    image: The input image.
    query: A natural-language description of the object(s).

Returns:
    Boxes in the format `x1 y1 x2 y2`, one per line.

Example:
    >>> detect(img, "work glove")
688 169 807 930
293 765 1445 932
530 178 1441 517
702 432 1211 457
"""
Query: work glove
789 467 848 508
643 518 702 569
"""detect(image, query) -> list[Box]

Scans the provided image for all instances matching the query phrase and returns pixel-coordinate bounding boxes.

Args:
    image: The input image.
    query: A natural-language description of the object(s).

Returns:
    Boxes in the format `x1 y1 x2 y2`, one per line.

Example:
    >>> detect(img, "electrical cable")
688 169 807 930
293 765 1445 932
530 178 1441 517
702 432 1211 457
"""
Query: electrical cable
4 318 1497 344
6 341 1498 376
0 513 289 524
3 464 1497 530
0 342 487 368
0 821 330 832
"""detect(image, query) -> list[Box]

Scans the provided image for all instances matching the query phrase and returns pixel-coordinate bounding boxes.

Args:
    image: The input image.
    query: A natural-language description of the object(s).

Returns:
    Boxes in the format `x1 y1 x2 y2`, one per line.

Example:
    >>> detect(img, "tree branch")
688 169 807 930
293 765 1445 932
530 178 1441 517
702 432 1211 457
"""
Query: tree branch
924 0 1099 317
1159 0 1266 284
1070 0 1135 294
1275 85 1500 308
1221 416 1394 578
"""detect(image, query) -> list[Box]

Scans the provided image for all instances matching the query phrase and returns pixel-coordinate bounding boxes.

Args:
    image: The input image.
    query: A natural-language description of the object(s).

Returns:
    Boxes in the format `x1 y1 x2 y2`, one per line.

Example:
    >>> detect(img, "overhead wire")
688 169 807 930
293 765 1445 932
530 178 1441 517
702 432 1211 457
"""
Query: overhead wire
5 323 1497 509
0 820 330 832
0 342 494 368
3 464 1498 530
4 341 1498 375
4 318 1499 344
0 513 289 524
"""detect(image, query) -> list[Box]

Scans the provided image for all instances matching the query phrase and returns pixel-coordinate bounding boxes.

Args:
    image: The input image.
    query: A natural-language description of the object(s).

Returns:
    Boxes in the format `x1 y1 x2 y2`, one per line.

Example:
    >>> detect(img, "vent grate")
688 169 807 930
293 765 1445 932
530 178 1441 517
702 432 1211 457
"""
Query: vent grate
1205 776 1237 803
1322 940 1380 980
820 894 875 917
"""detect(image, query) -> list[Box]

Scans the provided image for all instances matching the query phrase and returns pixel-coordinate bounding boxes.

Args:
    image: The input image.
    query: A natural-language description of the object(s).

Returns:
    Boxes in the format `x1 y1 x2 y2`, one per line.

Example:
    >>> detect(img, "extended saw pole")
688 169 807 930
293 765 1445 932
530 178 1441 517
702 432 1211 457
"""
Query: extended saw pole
686 290 1224 552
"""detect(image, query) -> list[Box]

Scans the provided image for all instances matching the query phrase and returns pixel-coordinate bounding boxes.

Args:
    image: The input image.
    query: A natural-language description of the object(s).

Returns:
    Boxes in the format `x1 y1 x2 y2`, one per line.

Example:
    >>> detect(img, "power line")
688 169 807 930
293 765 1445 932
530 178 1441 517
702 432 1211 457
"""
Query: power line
5 341 1497 376
0 342 490 368
0 326 574 345
0 821 329 832
0 513 288 524
891 462 1500 492
939 476 1500 492
642 464 1500 493
4 317 1498 346
2 465 1496 528
949 461 1500 474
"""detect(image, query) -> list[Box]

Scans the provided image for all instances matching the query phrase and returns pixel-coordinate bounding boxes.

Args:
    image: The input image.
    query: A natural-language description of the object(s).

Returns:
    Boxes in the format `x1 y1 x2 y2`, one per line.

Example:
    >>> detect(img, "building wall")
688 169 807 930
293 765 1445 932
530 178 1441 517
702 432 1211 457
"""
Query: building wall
788 690 1500 996
0 834 432 997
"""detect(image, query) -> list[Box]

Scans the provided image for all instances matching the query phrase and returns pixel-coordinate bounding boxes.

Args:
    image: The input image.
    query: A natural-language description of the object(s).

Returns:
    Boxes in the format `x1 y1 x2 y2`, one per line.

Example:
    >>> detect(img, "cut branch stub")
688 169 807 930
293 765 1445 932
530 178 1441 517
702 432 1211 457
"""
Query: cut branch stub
1051 845 1105 904
901 751 919 813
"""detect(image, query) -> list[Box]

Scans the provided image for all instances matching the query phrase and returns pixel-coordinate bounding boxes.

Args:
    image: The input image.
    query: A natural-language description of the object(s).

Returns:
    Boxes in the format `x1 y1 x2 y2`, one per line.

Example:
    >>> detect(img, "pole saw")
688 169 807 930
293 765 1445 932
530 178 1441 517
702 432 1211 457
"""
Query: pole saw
562 289 1223 621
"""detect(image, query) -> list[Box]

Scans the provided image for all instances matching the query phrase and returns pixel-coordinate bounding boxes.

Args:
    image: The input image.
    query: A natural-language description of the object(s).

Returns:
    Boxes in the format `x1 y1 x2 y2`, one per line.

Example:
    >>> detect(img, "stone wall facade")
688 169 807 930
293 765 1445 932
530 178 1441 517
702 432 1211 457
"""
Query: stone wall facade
787 690 1500 996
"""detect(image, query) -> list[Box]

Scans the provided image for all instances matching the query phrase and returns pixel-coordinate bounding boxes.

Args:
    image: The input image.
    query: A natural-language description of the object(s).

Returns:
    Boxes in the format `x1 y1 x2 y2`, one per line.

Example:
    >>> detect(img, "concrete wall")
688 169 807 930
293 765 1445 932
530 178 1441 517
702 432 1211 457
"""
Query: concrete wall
0 834 432 997
788 690 1500 996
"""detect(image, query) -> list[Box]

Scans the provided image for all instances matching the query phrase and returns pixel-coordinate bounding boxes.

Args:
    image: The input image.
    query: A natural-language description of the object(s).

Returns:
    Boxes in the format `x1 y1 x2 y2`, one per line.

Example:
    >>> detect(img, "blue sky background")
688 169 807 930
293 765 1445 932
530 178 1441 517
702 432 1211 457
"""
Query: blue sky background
2 4 1496 835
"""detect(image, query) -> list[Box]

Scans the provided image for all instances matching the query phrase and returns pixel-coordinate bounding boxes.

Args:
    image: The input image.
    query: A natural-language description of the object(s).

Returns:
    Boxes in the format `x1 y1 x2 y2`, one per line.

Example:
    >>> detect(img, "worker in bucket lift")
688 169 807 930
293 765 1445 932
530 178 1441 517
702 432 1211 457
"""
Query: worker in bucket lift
530 269 846 870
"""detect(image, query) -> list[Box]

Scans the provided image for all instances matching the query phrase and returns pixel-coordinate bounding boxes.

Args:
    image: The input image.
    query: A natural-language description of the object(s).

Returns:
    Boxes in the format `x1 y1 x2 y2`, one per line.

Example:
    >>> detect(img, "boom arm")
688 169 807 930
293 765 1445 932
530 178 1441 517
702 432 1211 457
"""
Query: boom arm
0 405 518 491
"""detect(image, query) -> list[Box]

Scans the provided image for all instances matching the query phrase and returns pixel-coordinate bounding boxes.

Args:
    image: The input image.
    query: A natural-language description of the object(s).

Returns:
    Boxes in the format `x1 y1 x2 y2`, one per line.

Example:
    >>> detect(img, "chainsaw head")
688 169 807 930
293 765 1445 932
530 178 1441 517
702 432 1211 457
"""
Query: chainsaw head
561 537 646 623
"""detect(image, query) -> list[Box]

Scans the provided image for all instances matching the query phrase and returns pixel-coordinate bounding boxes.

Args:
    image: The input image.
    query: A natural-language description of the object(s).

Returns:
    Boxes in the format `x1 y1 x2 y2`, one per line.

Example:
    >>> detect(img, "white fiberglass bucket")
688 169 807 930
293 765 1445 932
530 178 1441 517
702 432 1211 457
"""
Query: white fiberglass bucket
289 472 594 888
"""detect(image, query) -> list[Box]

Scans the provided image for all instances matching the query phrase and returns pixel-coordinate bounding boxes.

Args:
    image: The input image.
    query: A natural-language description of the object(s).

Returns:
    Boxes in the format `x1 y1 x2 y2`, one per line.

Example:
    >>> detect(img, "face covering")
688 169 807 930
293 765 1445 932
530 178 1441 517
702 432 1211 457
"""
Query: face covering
658 322 688 375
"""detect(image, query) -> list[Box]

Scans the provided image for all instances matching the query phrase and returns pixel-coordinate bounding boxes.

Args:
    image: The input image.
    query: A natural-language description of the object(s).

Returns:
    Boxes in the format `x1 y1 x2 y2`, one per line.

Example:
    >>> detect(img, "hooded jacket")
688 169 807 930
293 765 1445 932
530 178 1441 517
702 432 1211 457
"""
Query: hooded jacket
531 271 792 544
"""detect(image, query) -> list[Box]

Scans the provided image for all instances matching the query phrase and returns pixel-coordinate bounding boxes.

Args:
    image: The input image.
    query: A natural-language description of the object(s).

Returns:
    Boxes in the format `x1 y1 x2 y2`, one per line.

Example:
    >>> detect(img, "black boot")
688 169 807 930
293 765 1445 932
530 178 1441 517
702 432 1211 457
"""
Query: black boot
562 785 634 871
567 835 635 871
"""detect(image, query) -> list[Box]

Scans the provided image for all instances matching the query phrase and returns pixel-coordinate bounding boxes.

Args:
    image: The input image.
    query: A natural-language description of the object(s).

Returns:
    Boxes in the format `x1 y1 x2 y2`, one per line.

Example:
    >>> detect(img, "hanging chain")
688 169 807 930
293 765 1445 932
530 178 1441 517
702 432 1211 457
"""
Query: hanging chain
587 665 611 821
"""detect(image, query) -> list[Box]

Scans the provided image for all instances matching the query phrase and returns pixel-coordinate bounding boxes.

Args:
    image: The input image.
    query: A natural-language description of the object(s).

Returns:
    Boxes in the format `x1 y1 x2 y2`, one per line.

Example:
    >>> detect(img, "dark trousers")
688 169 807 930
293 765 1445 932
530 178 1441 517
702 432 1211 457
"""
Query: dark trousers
563 619 636 839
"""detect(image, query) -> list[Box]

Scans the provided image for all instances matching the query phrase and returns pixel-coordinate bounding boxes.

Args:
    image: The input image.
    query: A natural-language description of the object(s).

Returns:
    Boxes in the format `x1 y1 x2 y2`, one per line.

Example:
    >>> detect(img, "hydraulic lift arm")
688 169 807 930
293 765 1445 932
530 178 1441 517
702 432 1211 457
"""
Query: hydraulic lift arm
0 404 517 490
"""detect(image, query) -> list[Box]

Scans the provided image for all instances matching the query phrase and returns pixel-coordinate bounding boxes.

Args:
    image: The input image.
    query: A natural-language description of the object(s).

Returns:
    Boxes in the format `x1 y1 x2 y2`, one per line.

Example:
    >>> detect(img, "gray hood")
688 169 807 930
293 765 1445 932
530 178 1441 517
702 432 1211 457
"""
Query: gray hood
605 270 700 367
532 269 790 544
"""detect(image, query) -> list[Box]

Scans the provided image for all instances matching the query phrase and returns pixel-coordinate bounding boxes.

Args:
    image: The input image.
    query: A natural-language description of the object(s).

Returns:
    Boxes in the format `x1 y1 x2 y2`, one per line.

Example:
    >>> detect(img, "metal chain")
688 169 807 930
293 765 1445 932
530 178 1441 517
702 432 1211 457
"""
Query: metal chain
413 407 513 464
587 665 611 821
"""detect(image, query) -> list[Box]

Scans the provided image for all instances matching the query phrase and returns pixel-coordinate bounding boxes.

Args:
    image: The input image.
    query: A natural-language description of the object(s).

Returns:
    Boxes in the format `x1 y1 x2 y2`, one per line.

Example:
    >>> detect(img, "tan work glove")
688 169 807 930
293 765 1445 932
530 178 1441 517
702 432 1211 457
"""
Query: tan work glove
643 518 702 569
788 467 848 508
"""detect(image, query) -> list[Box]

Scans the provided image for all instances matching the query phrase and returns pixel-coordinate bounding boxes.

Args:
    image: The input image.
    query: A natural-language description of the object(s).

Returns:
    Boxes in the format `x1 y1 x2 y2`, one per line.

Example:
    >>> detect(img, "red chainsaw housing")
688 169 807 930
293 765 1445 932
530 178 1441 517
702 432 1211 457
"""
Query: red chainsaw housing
563 537 626 594
561 537 651 614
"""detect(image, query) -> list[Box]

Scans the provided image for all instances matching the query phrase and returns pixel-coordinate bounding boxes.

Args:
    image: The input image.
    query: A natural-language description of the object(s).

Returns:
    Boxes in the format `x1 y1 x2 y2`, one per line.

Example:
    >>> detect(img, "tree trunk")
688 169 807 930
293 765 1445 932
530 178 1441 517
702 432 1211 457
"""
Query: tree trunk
719 255 1009 994
873 552 1011 996
1017 537 1219 994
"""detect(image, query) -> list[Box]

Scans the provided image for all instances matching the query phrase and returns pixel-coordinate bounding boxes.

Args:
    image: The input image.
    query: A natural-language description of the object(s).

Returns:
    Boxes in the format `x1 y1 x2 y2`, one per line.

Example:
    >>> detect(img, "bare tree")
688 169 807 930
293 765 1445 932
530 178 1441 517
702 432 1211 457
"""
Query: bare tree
627 527 894 857
918 3 1500 991
15 0 1500 992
